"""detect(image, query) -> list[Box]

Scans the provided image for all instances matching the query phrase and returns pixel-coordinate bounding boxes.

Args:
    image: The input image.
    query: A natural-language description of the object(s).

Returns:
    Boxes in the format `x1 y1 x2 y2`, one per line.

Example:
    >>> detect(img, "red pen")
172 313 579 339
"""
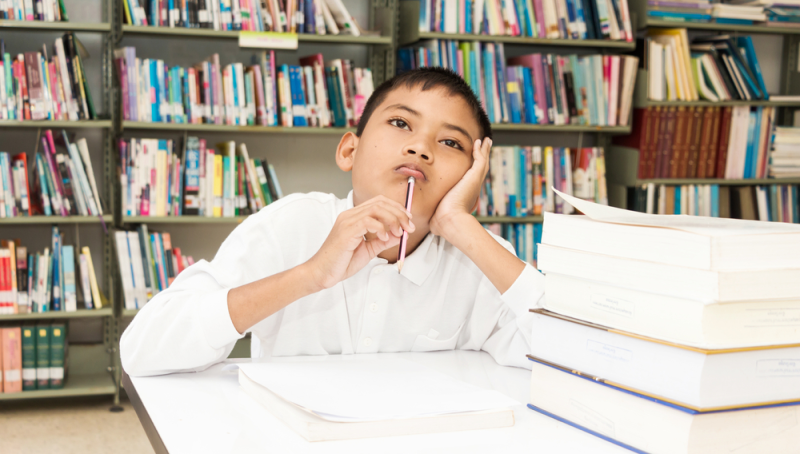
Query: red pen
397 176 415 273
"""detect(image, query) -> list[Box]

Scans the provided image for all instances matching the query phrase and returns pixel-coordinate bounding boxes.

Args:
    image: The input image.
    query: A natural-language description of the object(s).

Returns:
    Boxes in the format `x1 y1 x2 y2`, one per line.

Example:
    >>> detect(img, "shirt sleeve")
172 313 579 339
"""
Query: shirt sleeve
460 235 545 370
120 214 284 377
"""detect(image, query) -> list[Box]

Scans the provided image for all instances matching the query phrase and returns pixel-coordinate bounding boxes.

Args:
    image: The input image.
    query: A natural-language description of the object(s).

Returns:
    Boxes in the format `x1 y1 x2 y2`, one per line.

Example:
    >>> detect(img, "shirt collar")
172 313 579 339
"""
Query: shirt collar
347 190 439 287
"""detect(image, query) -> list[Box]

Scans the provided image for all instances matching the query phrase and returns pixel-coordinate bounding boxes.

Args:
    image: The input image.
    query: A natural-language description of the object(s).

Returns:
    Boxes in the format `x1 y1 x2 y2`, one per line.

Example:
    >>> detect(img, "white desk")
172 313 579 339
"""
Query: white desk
125 350 627 454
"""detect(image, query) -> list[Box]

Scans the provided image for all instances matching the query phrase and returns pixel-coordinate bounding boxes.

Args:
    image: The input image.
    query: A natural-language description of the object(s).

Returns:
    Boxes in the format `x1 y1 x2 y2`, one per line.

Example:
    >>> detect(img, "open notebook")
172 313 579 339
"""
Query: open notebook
237 357 518 442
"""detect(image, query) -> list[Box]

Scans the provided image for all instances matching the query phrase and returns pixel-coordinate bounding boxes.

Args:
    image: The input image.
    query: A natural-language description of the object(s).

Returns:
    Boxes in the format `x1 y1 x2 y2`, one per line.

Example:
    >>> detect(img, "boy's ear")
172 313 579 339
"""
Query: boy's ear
335 132 359 172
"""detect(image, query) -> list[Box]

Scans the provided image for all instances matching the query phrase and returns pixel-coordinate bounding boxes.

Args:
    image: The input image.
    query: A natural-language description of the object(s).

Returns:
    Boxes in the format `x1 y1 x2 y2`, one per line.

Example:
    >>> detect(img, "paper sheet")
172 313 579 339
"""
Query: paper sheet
237 357 519 422
554 188 800 236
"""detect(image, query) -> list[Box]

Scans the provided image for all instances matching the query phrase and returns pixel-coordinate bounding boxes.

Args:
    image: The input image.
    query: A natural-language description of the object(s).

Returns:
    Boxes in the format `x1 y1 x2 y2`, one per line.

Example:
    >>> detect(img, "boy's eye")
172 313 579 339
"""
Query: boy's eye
440 139 463 150
389 119 410 130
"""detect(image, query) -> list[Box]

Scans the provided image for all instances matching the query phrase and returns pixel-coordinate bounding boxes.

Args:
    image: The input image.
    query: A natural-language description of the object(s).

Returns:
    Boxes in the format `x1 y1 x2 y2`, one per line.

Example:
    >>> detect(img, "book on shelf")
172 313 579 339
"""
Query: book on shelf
416 0 633 41
114 48 374 128
0 130 104 218
0 0 68 21
122 0 365 36
119 137 282 217
0 231 103 315
527 356 800 454
31 323 65 390
646 32 768 102
1 327 21 393
483 222 541 265
478 146 608 218
770 126 800 178
0 34 96 121
614 105 777 180
628 182 799 223
397 40 638 126
115 225 197 309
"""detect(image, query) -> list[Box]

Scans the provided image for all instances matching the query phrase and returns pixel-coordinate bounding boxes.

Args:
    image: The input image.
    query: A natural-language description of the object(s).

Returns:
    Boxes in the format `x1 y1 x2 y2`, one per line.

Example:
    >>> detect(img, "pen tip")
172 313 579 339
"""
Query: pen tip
397 261 404 273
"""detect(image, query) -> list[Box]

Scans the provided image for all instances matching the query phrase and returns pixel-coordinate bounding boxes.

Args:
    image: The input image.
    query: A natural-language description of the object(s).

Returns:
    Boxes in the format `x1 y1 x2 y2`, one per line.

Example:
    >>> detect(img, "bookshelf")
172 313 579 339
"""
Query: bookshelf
120 121 356 134
476 216 543 223
628 2 800 35
0 0 119 406
121 216 248 224
121 24 393 44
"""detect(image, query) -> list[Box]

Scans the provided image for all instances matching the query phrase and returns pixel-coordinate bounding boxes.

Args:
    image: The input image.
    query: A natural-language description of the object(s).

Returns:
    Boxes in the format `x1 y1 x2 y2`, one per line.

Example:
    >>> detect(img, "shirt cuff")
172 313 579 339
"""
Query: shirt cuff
198 288 245 349
500 263 545 318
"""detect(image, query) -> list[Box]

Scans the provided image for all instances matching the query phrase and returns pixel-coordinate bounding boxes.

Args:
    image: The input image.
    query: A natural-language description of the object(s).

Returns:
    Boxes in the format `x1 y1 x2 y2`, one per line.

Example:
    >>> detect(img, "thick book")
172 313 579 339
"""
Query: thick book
527 356 800 454
529 309 800 410
35 324 50 389
49 323 65 389
541 192 800 272
543 272 800 349
21 325 36 390
2 327 22 393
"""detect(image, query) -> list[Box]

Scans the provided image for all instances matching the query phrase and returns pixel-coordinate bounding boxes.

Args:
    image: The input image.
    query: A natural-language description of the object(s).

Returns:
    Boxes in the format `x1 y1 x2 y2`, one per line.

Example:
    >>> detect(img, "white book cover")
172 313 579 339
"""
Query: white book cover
543 272 800 349
528 358 800 454
114 231 136 310
126 231 148 308
529 310 800 409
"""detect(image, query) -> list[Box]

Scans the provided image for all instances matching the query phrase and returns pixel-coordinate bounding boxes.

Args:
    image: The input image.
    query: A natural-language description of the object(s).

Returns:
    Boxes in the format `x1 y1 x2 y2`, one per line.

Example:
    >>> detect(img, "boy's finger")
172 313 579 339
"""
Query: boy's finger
359 217 390 241
367 203 414 235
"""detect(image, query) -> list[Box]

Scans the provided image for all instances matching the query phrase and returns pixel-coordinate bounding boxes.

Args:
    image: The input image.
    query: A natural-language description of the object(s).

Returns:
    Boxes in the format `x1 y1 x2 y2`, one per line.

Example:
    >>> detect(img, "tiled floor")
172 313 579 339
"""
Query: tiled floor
0 396 153 454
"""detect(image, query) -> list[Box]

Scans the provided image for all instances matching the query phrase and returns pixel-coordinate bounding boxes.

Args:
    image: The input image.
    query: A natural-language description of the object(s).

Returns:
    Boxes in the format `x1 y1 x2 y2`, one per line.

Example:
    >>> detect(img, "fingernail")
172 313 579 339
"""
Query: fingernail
409 220 415 231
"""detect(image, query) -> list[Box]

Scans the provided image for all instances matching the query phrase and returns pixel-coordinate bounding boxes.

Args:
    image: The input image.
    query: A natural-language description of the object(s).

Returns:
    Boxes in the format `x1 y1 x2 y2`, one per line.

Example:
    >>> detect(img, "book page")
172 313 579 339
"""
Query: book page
238 357 519 422
554 189 800 236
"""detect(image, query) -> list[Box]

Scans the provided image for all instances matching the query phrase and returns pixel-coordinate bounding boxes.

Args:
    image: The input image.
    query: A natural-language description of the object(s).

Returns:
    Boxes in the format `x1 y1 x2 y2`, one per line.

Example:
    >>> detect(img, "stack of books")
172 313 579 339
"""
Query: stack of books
398 41 639 126
765 5 800 28
712 2 767 24
115 225 197 309
417 0 634 41
647 0 713 23
0 229 104 315
0 0 68 21
769 126 800 178
647 32 768 102
0 324 67 394
0 35 97 121
114 49 374 128
614 106 777 179
122 0 363 36
628 182 799 223
478 146 608 217
529 192 800 453
119 137 282 218
0 130 104 218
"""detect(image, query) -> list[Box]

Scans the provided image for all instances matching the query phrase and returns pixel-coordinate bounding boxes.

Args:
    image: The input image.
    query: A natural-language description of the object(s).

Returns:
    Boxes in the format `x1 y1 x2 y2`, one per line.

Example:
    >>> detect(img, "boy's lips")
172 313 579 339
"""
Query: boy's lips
395 164 427 181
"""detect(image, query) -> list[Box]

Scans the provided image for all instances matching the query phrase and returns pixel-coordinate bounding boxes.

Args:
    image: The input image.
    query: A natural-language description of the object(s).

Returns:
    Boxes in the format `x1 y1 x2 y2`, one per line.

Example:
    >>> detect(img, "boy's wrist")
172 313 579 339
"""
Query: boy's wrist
437 212 482 247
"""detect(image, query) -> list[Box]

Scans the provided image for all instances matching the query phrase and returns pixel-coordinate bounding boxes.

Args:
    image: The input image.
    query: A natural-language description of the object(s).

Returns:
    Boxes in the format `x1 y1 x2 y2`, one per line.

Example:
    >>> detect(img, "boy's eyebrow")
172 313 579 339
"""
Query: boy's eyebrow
384 104 475 143
383 103 420 116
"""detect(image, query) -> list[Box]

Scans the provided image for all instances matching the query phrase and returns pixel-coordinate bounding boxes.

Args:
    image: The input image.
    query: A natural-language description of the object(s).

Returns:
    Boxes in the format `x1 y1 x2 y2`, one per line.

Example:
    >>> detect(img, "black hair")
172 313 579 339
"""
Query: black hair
355 67 493 141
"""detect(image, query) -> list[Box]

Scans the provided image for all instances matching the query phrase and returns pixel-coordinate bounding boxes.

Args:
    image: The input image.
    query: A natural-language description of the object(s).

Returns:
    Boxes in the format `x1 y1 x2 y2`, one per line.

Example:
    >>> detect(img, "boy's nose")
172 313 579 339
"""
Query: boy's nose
406 149 430 161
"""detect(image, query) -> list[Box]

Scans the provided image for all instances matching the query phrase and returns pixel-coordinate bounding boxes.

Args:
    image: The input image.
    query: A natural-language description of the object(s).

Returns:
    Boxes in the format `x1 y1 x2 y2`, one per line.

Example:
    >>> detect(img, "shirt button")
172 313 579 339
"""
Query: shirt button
363 337 372 346
372 267 383 275
370 303 378 313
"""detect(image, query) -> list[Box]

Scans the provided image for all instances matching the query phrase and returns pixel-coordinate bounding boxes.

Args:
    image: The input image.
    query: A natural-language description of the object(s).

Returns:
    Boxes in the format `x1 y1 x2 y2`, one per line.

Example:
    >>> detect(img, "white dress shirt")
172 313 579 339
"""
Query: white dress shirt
120 191 545 377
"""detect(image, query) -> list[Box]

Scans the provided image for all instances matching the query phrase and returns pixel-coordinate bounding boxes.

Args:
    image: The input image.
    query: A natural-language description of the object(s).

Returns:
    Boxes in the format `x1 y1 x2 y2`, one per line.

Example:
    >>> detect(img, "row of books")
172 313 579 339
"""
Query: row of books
477 146 608 217
0 0 67 21
397 41 638 126
0 35 97 122
632 182 800 224
0 130 104 218
615 106 777 180
657 1 800 27
114 48 374 128
0 230 105 315
530 194 800 452
115 226 196 310
119 138 283 218
417 0 634 41
647 31 768 102
484 223 542 265
0 324 66 393
770 126 800 178
122 0 363 36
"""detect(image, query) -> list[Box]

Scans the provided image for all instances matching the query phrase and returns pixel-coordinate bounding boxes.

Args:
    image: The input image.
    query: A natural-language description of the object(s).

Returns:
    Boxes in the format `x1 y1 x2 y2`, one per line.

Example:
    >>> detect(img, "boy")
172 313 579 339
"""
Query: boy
121 67 545 376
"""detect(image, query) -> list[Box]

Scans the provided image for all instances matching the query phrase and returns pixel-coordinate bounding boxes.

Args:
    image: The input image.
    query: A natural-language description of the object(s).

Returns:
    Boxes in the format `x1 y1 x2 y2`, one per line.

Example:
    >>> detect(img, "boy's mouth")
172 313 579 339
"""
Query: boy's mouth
395 164 427 181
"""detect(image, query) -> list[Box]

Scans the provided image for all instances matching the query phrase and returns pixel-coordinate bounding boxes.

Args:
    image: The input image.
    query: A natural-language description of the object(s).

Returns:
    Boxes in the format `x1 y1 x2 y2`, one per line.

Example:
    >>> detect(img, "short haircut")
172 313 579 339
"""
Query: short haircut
355 67 493 141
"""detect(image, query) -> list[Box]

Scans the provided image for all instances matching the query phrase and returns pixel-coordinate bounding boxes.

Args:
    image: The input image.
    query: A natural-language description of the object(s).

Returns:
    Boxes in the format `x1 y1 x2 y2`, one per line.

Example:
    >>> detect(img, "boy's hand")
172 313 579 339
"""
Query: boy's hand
430 138 492 240
307 196 415 290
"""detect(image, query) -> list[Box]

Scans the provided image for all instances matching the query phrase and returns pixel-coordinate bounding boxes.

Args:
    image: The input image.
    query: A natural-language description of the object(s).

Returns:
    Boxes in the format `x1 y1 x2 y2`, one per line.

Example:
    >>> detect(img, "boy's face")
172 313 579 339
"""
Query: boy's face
338 86 482 231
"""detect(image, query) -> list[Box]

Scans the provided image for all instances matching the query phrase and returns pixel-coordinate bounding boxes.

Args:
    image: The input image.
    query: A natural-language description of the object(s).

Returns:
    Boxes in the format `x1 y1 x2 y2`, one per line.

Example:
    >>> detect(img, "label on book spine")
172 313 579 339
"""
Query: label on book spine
239 31 299 50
